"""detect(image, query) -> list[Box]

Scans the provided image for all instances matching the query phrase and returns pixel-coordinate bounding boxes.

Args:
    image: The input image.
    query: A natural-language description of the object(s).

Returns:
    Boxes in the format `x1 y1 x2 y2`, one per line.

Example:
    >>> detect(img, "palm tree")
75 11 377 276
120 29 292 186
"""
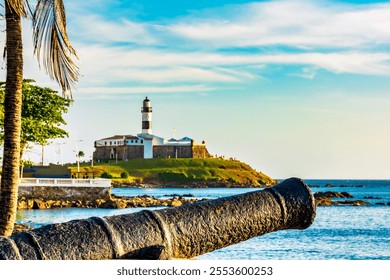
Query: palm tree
0 0 78 236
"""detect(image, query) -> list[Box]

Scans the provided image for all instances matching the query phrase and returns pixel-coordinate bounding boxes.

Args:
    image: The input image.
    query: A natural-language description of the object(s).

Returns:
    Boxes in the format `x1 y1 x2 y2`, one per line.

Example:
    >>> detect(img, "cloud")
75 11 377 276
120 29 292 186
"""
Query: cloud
77 85 217 96
74 45 390 88
72 15 158 45
288 67 318 79
15 0 390 95
75 46 260 86
167 1 390 49
256 52 390 75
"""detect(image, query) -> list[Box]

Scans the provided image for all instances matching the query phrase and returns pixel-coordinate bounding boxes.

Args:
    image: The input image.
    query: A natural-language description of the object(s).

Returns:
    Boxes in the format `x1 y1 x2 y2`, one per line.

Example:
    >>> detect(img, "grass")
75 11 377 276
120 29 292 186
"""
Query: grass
69 158 275 186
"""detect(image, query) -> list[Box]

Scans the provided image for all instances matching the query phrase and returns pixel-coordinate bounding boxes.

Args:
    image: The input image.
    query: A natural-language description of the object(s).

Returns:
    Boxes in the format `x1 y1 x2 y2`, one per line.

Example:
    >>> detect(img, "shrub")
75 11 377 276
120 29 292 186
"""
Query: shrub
101 172 113 179
120 171 129 179
228 177 238 183
22 159 35 168
158 171 188 182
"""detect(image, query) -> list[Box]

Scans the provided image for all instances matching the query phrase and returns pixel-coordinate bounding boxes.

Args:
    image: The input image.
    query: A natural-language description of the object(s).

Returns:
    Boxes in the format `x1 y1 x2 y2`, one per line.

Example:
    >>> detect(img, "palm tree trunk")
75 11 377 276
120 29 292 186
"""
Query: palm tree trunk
0 2 23 236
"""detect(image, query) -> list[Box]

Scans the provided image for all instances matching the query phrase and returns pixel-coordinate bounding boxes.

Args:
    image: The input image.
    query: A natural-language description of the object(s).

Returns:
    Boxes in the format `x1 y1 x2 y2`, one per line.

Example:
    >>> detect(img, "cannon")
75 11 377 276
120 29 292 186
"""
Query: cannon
0 177 316 260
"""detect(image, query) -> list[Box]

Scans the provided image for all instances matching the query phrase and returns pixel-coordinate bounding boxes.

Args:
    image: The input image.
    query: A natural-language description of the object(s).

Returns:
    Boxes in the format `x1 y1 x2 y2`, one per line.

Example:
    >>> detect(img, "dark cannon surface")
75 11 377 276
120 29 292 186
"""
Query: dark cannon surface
0 177 316 260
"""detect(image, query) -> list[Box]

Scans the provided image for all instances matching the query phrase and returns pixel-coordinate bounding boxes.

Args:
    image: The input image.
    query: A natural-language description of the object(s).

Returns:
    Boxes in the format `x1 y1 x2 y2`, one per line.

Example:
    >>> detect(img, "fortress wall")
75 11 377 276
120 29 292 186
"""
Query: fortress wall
93 146 144 161
192 145 211 159
94 145 210 160
153 145 193 158
93 146 111 161
126 146 144 159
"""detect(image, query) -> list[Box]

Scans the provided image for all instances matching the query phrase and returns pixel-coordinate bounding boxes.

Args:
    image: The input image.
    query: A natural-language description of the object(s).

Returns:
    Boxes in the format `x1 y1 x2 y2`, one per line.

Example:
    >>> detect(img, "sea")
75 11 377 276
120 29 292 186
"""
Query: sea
16 179 390 260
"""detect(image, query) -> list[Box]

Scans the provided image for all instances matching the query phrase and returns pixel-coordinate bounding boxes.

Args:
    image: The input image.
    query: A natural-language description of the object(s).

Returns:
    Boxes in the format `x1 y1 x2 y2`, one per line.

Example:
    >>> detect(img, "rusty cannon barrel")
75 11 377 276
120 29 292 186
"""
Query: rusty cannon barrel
0 177 316 260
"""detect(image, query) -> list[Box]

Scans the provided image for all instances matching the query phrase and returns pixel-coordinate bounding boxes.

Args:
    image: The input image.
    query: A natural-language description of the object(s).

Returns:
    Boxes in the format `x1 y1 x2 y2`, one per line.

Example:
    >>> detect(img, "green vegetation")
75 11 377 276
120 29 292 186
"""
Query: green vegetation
0 79 72 159
100 172 113 179
69 158 275 186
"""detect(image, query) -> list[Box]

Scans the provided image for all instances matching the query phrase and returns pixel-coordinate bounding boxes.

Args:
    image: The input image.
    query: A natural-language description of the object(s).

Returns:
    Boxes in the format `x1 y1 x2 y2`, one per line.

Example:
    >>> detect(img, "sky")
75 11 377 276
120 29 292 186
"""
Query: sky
1 0 390 179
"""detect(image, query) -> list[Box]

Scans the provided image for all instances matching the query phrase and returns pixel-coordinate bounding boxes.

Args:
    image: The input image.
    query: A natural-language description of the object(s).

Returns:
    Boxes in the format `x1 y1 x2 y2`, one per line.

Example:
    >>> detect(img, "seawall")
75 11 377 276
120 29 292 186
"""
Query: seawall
18 186 111 201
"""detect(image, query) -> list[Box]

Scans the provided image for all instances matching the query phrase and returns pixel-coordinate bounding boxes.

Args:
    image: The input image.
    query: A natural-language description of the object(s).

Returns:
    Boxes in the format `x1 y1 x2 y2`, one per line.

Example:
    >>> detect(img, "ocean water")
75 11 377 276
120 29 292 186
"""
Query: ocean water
16 179 390 260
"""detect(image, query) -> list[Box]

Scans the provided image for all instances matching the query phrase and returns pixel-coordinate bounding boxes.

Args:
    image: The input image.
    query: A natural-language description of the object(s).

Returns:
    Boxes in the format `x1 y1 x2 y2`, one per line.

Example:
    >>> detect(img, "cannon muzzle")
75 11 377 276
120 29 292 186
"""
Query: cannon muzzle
0 177 316 260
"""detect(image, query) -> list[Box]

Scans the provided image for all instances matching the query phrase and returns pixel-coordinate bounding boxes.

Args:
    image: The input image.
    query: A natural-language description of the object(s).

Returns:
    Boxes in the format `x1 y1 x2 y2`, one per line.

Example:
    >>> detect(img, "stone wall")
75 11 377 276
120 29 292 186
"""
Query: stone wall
94 144 211 160
126 145 144 159
153 145 193 158
93 145 144 161
93 146 112 161
192 145 211 159
18 186 111 201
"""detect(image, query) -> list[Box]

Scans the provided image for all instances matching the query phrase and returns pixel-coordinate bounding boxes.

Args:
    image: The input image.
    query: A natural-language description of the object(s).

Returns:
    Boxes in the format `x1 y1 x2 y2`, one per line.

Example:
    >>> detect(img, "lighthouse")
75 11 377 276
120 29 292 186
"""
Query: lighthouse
141 97 152 134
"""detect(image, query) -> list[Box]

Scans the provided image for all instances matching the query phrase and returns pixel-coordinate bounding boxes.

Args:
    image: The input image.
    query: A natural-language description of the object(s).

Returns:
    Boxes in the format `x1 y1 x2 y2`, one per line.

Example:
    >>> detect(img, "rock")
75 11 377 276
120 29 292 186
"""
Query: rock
170 199 183 207
364 196 382 199
105 199 128 209
100 200 119 209
325 183 335 188
33 199 48 209
125 201 136 207
17 193 202 210
17 198 34 210
315 197 335 206
340 192 353 198
12 223 34 234
376 202 385 206
314 191 353 199
93 199 106 208
338 200 370 206
355 185 365 188
315 192 370 207
164 194 181 197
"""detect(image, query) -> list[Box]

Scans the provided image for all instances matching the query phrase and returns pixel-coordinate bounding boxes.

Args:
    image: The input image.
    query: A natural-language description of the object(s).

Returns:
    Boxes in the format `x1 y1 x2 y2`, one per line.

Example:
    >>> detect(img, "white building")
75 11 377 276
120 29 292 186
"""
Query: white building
93 97 210 161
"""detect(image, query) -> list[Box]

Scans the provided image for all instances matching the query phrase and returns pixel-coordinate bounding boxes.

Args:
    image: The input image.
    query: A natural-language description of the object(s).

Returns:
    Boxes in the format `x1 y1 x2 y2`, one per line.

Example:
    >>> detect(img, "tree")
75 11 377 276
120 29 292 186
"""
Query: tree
76 150 84 173
0 1 78 236
77 151 85 159
0 79 73 160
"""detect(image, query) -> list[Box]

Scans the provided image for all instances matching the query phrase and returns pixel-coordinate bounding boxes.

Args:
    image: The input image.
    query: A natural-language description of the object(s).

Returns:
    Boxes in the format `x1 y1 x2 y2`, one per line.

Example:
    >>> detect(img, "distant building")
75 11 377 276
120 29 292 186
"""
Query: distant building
93 97 211 161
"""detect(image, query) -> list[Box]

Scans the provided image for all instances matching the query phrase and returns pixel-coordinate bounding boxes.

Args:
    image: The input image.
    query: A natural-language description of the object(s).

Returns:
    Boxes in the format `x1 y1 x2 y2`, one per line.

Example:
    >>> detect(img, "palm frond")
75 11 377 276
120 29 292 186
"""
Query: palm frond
6 0 29 17
32 0 79 97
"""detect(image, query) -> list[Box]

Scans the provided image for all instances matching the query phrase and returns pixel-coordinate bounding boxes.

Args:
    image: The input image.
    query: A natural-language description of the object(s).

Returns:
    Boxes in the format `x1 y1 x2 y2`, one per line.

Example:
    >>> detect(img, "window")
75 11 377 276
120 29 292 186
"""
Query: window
141 140 144 143
105 141 107 145
135 140 138 143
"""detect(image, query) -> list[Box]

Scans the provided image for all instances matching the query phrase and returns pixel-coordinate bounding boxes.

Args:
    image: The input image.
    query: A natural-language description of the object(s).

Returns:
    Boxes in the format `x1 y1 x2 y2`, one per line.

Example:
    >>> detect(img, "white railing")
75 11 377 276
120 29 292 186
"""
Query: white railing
19 178 111 188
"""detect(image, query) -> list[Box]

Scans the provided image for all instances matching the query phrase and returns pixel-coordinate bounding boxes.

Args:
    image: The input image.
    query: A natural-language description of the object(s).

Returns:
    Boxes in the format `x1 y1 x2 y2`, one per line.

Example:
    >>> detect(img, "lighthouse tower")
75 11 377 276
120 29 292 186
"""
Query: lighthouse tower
141 97 152 134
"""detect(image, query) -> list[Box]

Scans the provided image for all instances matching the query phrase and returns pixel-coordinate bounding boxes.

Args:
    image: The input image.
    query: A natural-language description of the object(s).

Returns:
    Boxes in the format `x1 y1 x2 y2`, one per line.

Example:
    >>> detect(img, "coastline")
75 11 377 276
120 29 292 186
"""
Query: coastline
17 193 201 210
17 181 390 211
111 180 275 188
14 180 389 235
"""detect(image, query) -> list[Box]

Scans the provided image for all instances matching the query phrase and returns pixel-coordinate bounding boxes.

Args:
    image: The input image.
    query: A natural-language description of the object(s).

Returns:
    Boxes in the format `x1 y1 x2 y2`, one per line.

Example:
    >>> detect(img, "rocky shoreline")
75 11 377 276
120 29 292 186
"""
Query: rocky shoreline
314 191 390 206
17 193 203 210
17 188 390 210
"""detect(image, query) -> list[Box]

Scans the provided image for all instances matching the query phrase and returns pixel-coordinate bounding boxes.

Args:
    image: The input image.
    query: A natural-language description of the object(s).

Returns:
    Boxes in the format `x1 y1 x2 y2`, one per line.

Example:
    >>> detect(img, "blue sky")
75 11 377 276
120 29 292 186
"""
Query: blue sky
2 0 390 179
